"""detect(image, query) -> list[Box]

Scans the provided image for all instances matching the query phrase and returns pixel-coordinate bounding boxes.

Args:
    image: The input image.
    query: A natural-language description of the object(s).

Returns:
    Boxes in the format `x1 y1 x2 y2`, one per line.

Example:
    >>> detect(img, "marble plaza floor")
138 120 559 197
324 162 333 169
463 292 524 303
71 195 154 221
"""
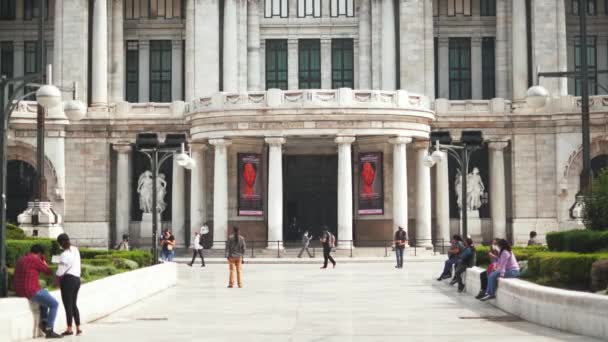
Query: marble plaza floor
41 261 601 342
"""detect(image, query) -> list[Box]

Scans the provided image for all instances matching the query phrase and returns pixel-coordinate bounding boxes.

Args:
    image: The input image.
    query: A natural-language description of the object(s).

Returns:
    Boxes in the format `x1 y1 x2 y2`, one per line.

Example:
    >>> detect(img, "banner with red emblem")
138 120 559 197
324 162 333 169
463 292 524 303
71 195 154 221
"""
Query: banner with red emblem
237 153 263 216
358 152 384 215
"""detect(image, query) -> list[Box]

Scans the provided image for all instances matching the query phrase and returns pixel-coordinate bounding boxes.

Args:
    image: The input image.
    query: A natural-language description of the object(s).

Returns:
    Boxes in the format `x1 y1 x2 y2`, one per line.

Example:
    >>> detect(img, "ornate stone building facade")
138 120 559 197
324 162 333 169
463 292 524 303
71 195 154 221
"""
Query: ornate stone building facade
1 0 607 247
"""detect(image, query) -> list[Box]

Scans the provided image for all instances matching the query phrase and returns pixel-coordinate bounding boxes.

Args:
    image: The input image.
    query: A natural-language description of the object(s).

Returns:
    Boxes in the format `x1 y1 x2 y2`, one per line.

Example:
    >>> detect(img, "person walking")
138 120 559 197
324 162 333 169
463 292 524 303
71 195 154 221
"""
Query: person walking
13 244 62 338
320 227 336 269
56 233 83 336
225 226 246 288
297 230 313 258
188 231 206 267
394 226 408 269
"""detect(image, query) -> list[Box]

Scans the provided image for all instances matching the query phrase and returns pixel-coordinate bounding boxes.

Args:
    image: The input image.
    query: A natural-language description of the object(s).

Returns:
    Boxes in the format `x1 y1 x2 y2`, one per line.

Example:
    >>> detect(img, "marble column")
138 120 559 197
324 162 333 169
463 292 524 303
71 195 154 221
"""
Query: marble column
185 0 220 100
321 38 332 89
138 40 150 102
489 141 508 240
247 0 261 90
336 136 355 247
471 37 483 100
91 0 108 106
358 0 371 89
172 154 186 247
435 151 450 247
190 143 207 237
210 139 231 248
511 0 528 99
399 0 426 94
113 143 131 246
389 136 412 232
110 0 124 103
266 137 285 248
13 41 24 97
288 39 299 90
381 0 396 90
438 38 449 99
171 40 183 101
495 0 509 99
414 141 433 248
223 0 238 92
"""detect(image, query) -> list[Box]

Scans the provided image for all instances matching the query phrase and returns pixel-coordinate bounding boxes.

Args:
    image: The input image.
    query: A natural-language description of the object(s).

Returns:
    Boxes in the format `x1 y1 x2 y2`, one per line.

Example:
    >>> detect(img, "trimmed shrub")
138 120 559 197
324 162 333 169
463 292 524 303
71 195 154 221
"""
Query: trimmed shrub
6 238 61 267
108 250 153 267
545 229 608 253
591 259 608 292
112 258 139 270
527 252 608 290
79 248 113 260
584 169 608 231
475 245 547 267
7 224 26 240
81 258 113 267
81 264 118 279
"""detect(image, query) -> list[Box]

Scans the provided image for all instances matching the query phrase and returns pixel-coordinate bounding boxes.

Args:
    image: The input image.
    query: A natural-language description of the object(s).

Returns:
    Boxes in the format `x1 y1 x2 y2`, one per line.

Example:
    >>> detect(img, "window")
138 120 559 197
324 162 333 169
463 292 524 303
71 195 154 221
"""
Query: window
24 0 48 20
331 39 354 89
574 36 597 96
265 0 288 18
24 41 38 100
149 40 172 102
480 0 495 16
126 41 139 102
298 39 321 89
298 0 321 17
0 0 16 20
481 37 495 99
447 0 471 16
125 0 184 19
572 0 597 15
265 39 288 90
1 42 13 96
330 0 354 17
448 38 471 100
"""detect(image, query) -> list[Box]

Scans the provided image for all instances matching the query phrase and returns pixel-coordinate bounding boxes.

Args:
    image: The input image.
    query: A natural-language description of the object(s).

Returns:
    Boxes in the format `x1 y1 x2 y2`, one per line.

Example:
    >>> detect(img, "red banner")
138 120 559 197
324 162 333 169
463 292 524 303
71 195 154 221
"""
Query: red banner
237 153 263 216
358 152 384 215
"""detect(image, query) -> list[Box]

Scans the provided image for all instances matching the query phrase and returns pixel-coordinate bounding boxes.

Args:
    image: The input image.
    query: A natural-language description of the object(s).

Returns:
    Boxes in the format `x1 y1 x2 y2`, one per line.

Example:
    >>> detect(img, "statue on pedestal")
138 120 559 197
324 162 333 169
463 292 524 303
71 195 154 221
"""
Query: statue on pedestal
455 167 486 211
137 170 168 214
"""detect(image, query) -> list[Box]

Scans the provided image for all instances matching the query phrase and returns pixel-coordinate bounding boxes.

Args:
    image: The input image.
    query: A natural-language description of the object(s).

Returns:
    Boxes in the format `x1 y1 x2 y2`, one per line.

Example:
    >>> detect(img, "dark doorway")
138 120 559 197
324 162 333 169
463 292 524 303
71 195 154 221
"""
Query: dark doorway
284 155 338 242
7 160 36 223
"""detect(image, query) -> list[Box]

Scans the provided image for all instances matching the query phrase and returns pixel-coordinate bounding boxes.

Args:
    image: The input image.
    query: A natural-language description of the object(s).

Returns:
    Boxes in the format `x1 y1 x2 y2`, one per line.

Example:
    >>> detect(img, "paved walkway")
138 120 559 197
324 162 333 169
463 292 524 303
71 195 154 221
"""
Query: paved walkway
43 261 601 342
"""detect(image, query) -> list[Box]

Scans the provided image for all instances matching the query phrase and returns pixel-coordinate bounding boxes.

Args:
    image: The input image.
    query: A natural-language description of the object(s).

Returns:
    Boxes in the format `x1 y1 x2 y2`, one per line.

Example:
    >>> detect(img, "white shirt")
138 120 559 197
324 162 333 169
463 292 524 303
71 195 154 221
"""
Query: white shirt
192 234 203 250
56 246 82 278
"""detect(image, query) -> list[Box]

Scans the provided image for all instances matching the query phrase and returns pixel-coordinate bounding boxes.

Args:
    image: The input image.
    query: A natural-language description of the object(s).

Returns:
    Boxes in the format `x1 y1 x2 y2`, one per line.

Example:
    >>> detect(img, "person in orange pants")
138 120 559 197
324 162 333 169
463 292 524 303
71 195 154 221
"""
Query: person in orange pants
225 226 246 288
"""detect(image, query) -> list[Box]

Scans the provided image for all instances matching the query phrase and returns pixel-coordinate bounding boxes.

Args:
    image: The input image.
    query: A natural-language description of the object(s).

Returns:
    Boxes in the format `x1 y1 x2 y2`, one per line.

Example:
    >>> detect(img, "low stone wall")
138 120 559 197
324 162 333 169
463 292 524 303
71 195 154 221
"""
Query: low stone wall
465 267 608 340
0 262 177 342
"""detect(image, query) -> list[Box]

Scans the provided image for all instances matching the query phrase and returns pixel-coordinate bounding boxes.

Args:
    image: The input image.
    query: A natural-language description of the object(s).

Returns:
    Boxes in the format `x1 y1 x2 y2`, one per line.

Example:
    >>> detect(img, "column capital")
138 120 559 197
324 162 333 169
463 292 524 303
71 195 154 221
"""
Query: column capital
113 142 132 154
388 136 412 145
488 141 509 151
265 137 286 146
335 136 356 145
209 138 232 147
190 142 208 152
413 139 430 150
471 36 483 46
172 40 183 49
438 37 449 46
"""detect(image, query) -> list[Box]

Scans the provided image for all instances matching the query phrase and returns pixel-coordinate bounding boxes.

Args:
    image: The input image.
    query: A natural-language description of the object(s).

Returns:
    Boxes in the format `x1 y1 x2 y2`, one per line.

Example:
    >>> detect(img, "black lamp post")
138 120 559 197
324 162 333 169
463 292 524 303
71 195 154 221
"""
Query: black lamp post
428 131 484 239
134 133 194 264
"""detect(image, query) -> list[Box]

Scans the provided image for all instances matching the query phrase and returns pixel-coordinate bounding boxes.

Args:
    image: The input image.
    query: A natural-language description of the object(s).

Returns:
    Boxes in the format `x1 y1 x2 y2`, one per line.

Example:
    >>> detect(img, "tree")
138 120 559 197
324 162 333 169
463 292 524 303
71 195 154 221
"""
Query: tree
583 169 608 231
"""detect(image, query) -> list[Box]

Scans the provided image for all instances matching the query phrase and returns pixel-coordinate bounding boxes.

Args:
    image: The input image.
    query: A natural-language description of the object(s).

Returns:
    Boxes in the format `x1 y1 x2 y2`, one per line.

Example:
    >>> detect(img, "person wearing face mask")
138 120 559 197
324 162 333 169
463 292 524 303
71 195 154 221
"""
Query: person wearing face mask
475 238 501 299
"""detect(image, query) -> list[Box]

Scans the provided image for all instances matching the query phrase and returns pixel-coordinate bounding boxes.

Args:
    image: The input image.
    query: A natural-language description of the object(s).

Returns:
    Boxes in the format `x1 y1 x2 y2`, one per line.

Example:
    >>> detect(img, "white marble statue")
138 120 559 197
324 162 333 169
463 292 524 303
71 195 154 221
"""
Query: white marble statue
454 169 463 210
137 170 168 214
466 167 485 211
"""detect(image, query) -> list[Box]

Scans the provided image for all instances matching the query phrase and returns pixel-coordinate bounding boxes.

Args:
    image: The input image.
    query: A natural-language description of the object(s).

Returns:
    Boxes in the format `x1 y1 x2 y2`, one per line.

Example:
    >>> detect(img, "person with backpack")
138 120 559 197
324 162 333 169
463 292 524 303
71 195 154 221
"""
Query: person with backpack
188 231 206 267
319 227 336 269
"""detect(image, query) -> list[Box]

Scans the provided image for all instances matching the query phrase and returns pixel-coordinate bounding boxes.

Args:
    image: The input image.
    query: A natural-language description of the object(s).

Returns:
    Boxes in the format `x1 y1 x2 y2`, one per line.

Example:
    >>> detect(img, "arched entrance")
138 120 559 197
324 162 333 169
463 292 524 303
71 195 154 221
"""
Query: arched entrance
6 160 36 223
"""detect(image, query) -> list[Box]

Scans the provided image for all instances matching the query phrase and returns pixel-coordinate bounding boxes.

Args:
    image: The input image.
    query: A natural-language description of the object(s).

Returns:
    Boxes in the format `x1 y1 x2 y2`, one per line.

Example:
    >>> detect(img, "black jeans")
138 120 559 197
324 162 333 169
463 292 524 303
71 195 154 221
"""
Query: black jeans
323 247 335 268
190 249 205 265
453 264 468 287
480 270 488 292
60 274 81 327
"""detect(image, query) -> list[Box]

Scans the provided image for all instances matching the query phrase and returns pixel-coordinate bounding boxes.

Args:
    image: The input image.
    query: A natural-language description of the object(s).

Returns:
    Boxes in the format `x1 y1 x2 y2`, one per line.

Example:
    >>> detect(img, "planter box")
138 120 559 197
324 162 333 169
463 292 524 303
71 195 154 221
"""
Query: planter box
0 262 177 341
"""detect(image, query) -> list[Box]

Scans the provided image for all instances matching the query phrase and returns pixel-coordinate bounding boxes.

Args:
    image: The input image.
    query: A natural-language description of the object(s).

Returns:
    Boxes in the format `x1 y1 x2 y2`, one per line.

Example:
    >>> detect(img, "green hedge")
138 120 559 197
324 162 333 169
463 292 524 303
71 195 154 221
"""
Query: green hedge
96 250 153 267
7 224 26 240
527 252 608 290
546 229 608 253
475 245 547 267
5 239 61 268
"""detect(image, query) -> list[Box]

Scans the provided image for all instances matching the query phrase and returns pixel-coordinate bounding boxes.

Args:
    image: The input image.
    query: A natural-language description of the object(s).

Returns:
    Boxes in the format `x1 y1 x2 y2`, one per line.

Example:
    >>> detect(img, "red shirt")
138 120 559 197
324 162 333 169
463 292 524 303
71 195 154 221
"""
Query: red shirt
13 253 51 299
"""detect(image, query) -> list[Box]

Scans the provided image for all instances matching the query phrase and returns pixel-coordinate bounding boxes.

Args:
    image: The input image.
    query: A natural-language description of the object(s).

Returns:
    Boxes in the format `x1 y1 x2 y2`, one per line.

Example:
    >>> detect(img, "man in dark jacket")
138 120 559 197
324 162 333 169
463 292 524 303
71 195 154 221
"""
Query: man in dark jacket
225 226 246 288
319 227 336 269
394 226 408 269
450 238 476 292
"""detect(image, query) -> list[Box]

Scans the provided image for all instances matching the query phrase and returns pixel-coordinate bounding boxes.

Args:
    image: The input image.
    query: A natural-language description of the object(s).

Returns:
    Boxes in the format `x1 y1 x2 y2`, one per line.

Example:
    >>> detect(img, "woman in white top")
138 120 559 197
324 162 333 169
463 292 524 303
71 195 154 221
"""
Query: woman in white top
187 231 206 267
56 233 82 336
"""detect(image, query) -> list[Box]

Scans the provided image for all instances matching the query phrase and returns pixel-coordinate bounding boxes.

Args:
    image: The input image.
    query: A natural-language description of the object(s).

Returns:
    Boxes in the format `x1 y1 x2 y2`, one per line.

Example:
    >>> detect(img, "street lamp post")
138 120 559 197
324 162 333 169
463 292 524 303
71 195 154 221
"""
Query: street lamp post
426 131 484 239
135 133 195 264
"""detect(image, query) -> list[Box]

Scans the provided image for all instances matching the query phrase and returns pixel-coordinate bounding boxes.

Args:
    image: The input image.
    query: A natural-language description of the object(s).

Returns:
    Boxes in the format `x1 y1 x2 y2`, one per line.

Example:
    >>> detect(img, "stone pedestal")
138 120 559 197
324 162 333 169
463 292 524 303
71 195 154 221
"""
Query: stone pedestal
462 210 482 241
140 212 161 239
18 201 64 239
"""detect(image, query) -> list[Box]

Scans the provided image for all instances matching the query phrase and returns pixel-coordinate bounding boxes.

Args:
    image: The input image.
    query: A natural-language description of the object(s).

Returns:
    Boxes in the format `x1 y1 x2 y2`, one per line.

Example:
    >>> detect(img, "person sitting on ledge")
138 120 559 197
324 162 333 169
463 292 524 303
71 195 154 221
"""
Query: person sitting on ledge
527 231 541 246
13 244 62 339
437 235 464 281
475 238 500 299
450 237 476 292
480 239 520 301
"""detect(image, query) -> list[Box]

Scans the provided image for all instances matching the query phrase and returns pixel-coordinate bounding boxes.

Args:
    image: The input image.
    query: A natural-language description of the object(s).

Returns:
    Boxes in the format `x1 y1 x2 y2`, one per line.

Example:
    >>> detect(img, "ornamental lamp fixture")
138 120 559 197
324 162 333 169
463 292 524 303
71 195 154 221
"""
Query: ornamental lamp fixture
35 84 61 109
526 85 549 109
63 100 87 122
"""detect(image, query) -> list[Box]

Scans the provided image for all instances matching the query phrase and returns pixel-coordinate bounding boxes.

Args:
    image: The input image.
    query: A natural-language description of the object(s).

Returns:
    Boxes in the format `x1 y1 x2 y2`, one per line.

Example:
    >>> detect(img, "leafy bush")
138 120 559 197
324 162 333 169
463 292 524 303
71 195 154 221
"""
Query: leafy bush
81 264 118 278
545 229 608 253
79 248 113 259
475 245 547 267
81 258 113 267
527 252 608 290
7 224 26 240
112 258 139 270
106 250 153 267
584 169 608 231
6 239 61 267
590 259 608 292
